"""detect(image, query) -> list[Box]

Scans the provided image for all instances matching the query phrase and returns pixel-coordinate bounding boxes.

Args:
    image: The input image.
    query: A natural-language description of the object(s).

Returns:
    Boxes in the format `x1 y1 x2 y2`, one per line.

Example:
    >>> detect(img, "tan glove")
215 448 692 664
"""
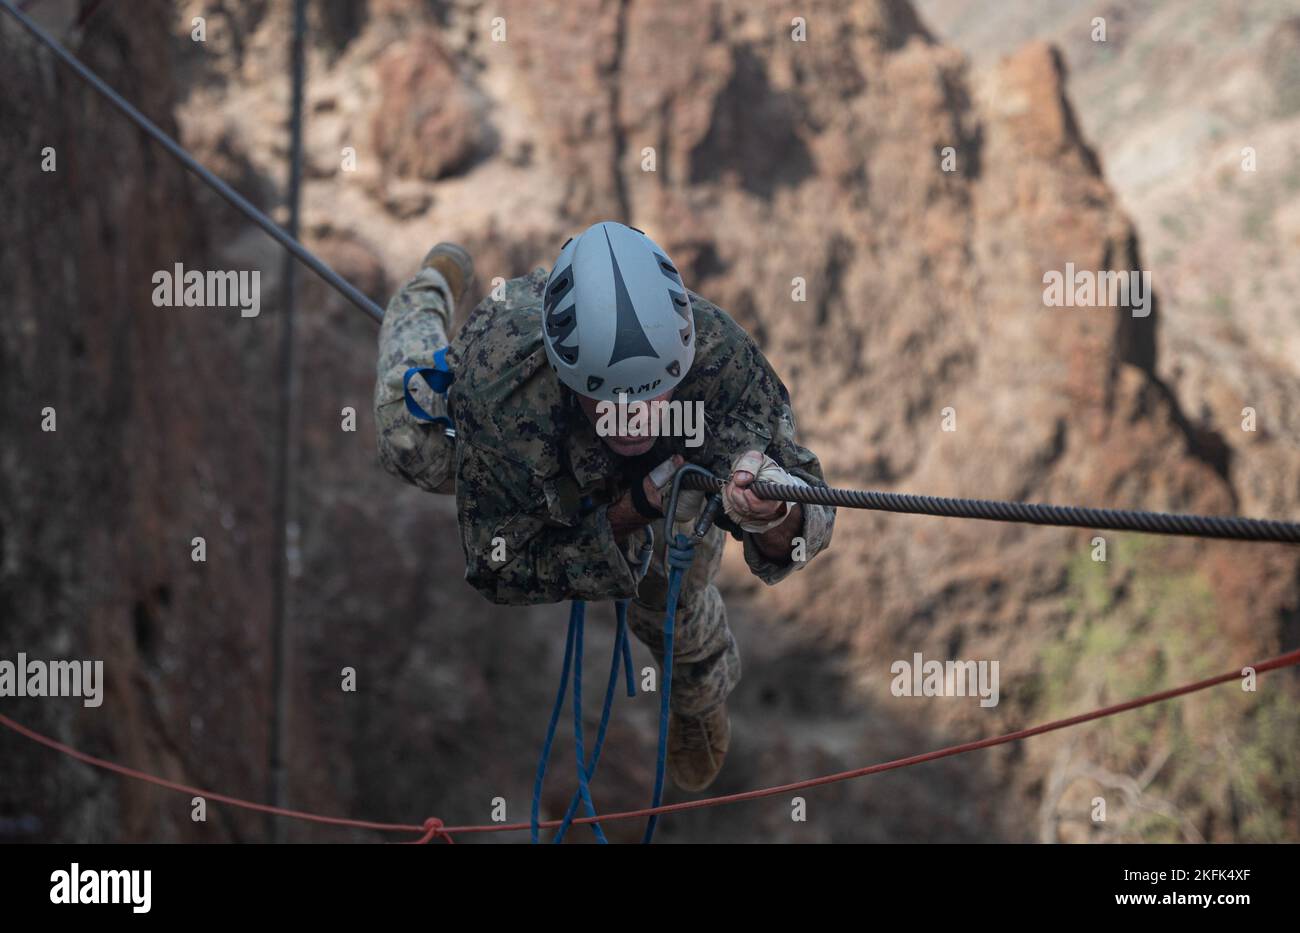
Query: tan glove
723 451 794 533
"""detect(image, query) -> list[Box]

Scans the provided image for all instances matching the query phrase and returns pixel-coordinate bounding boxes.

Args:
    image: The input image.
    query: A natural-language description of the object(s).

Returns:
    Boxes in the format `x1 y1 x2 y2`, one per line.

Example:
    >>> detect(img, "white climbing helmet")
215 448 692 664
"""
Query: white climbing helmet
542 221 695 403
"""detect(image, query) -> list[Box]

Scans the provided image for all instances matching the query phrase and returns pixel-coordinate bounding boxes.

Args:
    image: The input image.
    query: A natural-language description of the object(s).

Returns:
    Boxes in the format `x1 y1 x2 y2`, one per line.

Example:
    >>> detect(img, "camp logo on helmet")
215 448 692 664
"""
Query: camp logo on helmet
612 379 662 396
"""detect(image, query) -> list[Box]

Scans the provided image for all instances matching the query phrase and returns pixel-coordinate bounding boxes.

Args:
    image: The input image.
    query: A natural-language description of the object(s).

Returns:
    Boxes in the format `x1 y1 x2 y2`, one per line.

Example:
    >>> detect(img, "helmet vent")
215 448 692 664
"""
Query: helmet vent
544 263 578 356
546 268 573 304
545 305 576 346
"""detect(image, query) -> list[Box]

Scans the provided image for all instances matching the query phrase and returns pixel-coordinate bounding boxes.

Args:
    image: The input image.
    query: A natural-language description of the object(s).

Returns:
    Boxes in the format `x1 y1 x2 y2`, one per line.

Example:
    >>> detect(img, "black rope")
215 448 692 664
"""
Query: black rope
0 0 385 323
681 474 1300 544
266 0 309 845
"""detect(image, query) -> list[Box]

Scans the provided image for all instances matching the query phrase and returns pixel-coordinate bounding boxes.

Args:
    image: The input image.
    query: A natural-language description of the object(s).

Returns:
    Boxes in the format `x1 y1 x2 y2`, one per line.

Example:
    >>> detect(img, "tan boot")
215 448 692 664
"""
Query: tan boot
420 242 475 332
667 703 731 792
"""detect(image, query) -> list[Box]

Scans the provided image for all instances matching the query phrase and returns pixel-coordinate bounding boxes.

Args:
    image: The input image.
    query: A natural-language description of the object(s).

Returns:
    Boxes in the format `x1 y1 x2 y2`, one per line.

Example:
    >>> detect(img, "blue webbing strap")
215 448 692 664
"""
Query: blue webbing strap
402 346 454 429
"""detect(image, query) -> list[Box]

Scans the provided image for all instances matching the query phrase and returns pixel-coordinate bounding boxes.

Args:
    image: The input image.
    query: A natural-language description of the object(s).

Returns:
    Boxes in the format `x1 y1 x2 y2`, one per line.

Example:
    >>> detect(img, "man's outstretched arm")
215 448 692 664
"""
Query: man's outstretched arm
698 313 836 583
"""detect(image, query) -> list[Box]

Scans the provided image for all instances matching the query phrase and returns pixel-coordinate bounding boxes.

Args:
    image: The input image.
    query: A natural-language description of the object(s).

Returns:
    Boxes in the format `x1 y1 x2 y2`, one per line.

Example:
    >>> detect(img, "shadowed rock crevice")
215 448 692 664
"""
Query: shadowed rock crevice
1106 234 1233 490
606 0 632 222
688 44 815 199
319 0 371 56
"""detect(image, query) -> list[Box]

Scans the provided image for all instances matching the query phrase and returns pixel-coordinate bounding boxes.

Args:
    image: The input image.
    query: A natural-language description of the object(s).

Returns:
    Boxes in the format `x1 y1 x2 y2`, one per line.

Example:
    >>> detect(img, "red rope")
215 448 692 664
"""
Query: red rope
3 647 1297 842
0 713 452 843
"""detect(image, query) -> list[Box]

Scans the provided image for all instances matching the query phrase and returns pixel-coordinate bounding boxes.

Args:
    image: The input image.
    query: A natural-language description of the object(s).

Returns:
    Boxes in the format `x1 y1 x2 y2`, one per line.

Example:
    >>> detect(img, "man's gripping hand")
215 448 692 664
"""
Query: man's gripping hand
724 450 803 564
724 451 794 531
608 455 683 543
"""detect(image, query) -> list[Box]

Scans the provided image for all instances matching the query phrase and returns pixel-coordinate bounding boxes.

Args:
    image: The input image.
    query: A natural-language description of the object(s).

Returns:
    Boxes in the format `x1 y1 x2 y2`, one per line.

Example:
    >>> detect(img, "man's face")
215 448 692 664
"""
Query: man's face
578 389 674 458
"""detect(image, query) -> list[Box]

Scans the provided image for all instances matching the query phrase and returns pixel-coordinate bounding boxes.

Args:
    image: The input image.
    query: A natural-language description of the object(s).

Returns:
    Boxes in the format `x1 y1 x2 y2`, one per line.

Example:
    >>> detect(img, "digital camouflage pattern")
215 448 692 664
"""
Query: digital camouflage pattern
374 267 457 494
375 264 835 714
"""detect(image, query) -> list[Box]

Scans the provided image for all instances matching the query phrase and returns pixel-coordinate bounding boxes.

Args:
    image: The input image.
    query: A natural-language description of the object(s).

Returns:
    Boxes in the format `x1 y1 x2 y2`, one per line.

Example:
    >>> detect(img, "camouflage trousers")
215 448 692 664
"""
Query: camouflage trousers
375 267 740 717
625 521 741 718
374 268 458 493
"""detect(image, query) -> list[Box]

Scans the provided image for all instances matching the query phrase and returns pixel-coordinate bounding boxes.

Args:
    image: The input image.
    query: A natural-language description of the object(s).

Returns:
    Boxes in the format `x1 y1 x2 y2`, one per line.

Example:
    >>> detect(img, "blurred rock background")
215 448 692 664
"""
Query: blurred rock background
1 0 1296 843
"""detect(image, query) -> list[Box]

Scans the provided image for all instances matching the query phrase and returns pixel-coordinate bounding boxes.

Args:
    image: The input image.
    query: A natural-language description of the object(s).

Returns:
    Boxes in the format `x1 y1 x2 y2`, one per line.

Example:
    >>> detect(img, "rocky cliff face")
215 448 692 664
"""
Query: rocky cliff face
917 0 1300 546
0 1 277 841
2 0 1295 843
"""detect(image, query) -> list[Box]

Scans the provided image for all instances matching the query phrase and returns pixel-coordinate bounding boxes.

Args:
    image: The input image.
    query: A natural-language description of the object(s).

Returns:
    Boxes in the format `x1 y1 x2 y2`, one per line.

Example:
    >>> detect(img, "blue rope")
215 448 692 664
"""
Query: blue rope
535 524 700 845
532 599 641 844
642 534 694 844
530 602 578 844
554 600 637 843
568 601 609 843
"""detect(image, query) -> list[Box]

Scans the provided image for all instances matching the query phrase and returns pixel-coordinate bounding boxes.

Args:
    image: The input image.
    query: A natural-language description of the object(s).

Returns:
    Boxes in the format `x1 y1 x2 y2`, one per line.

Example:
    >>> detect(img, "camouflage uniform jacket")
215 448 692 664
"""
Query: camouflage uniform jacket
438 268 835 605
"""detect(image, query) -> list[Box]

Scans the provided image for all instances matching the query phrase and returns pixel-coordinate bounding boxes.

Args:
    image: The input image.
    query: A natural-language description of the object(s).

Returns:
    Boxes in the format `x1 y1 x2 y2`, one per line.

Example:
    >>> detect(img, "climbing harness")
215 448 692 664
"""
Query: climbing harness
5 0 1300 844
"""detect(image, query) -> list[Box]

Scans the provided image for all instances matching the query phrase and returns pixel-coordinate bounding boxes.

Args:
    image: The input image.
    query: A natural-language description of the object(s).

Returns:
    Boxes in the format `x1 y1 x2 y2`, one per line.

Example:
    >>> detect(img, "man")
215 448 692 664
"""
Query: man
374 221 834 791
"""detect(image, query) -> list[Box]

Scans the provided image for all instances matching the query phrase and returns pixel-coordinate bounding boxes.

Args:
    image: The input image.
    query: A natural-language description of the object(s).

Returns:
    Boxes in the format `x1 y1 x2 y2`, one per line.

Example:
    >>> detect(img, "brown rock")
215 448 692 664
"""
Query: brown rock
370 30 483 181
